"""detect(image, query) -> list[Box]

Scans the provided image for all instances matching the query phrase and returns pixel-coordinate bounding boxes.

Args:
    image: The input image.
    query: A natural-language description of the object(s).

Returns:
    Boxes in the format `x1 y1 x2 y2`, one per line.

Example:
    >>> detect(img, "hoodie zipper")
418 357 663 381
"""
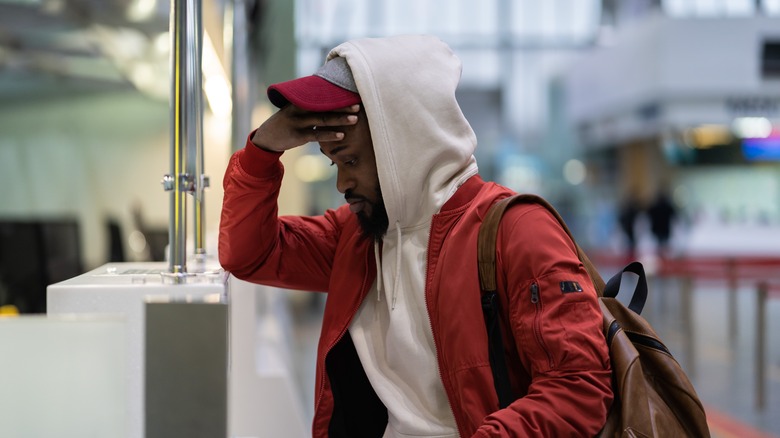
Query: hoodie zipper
530 282 554 369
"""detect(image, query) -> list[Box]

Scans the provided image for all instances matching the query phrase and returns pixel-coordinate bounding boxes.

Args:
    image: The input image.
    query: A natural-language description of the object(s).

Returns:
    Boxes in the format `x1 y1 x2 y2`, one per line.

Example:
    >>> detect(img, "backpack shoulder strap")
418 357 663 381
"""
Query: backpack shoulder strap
477 194 606 295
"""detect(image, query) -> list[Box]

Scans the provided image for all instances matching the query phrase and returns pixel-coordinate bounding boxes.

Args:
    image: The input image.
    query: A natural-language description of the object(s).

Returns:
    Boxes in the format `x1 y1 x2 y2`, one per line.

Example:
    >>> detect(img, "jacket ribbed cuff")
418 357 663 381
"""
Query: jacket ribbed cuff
238 130 283 177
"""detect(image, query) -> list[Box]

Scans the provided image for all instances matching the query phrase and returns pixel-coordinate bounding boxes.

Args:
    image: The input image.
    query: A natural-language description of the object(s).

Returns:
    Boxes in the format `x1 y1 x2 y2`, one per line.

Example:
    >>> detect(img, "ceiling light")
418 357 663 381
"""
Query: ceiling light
732 117 772 139
126 0 158 22
563 159 587 185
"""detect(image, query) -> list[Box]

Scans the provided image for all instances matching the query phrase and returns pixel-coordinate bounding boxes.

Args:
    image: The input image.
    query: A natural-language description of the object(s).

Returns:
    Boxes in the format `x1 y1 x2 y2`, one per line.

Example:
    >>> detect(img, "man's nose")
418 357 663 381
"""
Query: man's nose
336 171 354 194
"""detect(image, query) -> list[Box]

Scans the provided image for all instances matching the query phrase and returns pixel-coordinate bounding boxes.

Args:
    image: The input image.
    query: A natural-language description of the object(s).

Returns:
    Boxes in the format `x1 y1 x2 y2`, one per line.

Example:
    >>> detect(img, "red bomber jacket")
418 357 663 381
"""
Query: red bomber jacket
219 143 613 437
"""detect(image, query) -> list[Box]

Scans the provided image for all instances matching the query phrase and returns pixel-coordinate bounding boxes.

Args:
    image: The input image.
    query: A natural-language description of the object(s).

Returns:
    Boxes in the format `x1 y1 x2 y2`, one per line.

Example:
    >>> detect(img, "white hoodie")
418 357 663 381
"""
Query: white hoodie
327 36 479 437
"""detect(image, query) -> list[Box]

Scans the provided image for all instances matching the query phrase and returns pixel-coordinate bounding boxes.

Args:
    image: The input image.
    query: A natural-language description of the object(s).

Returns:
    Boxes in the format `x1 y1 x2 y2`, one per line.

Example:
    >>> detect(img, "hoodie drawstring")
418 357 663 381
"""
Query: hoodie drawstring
391 221 402 310
374 240 383 303
374 221 403 310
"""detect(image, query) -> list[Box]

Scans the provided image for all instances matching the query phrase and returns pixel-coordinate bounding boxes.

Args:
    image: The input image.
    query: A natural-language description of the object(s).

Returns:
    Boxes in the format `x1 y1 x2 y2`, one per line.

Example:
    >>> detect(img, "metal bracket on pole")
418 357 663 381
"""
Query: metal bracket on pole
162 174 196 193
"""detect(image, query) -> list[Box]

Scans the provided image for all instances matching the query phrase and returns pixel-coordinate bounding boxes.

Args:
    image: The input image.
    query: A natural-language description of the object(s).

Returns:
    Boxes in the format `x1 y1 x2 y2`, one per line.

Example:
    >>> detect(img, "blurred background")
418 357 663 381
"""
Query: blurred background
0 0 778 436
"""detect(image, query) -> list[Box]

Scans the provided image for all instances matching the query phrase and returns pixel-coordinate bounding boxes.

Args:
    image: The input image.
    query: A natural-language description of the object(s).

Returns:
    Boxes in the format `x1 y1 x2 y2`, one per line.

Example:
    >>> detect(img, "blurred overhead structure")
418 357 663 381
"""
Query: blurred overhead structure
1 0 778 114
562 15 780 150
0 0 240 105
0 0 169 99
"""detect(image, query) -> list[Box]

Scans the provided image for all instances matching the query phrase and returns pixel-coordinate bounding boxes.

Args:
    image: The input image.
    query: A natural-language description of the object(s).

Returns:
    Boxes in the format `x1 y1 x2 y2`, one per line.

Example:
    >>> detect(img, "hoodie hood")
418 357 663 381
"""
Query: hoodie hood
327 35 478 229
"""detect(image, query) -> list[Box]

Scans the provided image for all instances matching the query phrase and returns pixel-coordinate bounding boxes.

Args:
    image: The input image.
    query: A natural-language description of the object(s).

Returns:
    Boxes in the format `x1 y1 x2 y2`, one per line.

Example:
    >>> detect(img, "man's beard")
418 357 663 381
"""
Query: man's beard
350 186 388 241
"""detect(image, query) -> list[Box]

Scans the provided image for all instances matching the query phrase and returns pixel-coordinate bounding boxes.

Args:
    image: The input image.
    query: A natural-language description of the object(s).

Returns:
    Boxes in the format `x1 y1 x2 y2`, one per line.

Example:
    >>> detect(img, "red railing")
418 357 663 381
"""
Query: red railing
590 251 780 410
658 256 780 283
591 252 780 285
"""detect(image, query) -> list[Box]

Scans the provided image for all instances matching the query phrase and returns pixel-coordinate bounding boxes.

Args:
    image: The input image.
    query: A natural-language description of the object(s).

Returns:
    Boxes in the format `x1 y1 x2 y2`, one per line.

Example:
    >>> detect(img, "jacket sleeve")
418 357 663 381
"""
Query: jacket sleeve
474 204 613 437
218 136 346 292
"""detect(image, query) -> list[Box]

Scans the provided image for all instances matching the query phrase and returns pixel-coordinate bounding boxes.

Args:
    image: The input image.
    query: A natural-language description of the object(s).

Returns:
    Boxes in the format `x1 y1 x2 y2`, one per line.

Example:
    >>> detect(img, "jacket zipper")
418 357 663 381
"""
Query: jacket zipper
530 282 554 369
424 216 461 435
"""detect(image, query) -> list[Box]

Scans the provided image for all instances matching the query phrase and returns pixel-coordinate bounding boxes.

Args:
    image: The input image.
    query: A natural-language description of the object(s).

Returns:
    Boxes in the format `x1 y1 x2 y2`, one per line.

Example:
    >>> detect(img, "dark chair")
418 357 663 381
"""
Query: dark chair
0 219 83 313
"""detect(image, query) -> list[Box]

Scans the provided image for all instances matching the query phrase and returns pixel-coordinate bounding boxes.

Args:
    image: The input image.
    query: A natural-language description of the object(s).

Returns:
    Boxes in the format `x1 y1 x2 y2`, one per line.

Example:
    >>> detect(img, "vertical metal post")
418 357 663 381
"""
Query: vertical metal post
230 0 252 150
680 276 695 380
166 0 202 275
728 258 738 342
191 0 206 259
755 282 767 410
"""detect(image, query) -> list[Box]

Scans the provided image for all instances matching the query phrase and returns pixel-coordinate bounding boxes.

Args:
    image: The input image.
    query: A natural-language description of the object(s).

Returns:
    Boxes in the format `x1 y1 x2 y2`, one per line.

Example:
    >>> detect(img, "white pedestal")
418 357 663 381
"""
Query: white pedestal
47 261 308 438
0 316 127 438
47 262 226 438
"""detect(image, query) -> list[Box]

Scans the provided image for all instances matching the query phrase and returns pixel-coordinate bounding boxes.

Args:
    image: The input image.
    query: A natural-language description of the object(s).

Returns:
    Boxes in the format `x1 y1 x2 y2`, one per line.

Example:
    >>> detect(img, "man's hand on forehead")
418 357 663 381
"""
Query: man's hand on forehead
299 104 360 138
251 104 360 152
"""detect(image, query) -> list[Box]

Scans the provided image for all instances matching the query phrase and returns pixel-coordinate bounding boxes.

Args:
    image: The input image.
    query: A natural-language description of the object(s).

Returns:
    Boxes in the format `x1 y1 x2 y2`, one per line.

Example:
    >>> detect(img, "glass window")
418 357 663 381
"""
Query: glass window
764 0 780 15
663 0 757 17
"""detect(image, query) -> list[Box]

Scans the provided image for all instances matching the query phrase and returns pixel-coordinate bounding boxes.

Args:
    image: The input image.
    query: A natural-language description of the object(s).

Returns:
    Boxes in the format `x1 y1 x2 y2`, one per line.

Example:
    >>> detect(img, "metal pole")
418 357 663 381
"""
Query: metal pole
191 0 206 259
680 276 695 381
231 0 252 151
755 282 767 410
165 0 202 276
728 258 738 342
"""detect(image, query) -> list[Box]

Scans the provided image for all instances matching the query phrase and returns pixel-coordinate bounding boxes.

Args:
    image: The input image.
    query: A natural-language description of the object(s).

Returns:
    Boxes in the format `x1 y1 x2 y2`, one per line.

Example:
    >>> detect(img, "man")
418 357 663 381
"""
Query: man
648 189 676 259
219 35 612 437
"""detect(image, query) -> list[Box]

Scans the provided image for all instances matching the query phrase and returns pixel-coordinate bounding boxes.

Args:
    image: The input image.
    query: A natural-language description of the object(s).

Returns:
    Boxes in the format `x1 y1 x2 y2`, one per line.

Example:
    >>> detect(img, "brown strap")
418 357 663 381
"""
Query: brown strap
477 194 606 295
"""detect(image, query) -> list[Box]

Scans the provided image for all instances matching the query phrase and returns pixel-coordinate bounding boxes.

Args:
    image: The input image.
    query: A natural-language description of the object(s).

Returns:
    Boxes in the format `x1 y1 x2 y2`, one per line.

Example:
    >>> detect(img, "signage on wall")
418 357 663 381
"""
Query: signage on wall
725 97 780 116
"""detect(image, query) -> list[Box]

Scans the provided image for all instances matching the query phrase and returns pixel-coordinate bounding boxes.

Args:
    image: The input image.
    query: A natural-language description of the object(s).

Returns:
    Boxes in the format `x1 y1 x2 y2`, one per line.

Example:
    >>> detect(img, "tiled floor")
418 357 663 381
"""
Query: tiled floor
284 268 780 437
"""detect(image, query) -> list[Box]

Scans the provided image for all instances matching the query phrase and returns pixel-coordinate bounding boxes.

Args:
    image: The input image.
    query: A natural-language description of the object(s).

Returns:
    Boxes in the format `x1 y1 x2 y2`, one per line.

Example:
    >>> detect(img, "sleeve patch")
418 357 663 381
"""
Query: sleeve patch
560 281 583 293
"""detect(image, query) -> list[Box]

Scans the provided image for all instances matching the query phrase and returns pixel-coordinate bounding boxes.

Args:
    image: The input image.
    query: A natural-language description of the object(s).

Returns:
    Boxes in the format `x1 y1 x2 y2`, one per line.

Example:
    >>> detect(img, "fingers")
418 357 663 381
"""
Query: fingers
331 104 361 113
295 104 360 130
252 104 360 151
310 114 358 130
293 105 360 143
311 126 344 142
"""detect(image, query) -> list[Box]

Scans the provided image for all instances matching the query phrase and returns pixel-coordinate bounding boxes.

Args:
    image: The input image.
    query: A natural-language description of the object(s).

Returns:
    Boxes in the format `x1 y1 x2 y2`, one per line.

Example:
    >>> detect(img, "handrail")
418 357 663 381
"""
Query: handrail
164 0 205 279
588 251 780 283
585 252 780 411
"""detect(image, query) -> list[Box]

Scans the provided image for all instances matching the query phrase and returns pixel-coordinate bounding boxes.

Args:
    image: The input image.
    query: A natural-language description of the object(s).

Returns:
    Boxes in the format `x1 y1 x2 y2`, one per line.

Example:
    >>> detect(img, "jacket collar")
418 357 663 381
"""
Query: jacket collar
439 175 484 213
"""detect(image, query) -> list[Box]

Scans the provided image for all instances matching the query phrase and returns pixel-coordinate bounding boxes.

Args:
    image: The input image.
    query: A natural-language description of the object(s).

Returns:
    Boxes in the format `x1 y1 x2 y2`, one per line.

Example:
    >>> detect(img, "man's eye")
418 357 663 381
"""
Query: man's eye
329 158 357 167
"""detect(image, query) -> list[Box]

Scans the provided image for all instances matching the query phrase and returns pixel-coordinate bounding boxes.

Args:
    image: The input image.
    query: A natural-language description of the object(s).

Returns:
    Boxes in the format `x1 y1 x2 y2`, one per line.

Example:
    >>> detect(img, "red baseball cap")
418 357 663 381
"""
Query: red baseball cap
267 57 361 111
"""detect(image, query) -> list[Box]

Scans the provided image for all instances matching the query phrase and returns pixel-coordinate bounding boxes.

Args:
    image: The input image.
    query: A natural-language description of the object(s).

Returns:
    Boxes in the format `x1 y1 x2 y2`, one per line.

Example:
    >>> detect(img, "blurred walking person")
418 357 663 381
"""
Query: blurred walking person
618 193 641 261
648 189 676 259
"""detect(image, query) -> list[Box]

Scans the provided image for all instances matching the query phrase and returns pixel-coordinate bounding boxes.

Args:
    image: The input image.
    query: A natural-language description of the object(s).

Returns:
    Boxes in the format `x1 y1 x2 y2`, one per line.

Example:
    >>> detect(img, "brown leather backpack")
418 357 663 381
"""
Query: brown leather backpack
478 194 711 438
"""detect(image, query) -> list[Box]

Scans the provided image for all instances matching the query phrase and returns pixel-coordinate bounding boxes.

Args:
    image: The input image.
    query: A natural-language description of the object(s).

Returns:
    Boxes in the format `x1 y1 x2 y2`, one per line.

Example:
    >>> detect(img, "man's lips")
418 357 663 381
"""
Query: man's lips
346 198 366 214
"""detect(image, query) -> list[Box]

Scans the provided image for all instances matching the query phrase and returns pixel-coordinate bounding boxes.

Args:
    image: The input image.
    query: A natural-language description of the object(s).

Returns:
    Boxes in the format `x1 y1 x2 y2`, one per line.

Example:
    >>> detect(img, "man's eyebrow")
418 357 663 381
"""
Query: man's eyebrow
320 145 348 157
